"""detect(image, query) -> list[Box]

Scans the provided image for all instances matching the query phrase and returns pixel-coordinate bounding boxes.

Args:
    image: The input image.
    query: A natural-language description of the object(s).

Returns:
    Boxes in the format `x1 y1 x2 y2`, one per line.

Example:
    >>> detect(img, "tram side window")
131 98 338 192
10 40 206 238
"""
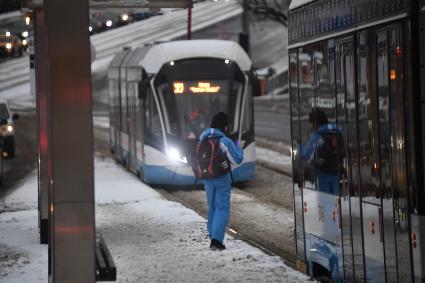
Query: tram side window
108 80 117 128
144 88 163 146
121 79 128 134
240 81 253 134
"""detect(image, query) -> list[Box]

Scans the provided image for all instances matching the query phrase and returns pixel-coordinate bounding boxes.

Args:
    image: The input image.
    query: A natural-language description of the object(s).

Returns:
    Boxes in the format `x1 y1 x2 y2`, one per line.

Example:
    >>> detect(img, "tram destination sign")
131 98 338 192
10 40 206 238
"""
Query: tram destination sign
288 0 410 45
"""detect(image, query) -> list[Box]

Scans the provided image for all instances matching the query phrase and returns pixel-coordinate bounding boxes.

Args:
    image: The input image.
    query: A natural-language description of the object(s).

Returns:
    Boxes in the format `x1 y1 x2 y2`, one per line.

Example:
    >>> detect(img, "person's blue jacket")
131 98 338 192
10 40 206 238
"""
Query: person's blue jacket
199 128 244 167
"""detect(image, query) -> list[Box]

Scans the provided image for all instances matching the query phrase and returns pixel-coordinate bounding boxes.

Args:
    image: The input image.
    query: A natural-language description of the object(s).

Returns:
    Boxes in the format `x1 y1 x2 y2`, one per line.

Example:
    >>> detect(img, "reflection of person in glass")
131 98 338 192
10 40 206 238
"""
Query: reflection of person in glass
298 109 342 194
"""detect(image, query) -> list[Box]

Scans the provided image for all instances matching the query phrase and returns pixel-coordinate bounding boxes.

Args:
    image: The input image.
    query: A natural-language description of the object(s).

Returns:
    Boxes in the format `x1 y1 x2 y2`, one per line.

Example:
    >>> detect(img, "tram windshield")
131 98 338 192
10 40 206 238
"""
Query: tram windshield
154 58 246 139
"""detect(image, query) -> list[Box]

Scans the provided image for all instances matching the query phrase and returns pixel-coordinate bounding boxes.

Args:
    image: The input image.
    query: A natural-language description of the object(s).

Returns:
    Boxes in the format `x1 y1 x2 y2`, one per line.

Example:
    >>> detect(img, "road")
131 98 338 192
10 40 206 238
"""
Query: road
0 111 37 199
255 106 290 144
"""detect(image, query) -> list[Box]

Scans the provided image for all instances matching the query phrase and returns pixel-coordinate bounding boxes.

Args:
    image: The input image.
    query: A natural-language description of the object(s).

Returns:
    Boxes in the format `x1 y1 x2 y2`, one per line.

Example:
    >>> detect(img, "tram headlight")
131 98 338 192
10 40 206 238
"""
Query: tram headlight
167 147 188 164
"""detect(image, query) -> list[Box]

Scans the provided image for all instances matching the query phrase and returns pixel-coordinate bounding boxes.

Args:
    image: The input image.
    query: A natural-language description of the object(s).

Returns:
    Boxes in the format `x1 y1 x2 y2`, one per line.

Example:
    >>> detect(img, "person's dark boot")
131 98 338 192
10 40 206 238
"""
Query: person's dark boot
210 239 226 251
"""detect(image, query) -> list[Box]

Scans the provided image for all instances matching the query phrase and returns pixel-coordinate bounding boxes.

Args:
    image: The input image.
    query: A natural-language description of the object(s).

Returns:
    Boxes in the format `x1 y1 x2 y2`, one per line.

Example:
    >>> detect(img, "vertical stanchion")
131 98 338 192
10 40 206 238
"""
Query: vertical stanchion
187 7 192 40
241 0 250 55
0 138 3 187
33 8 50 245
43 0 95 281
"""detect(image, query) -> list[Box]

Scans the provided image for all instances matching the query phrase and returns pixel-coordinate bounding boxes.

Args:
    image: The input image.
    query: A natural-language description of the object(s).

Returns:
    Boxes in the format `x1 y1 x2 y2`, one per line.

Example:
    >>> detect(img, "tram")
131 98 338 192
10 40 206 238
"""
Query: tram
289 0 425 282
107 40 257 186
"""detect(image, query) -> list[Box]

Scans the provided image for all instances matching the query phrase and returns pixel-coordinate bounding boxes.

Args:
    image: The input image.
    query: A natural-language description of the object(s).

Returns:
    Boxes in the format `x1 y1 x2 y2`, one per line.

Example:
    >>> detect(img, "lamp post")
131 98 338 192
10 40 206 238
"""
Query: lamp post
187 7 192 39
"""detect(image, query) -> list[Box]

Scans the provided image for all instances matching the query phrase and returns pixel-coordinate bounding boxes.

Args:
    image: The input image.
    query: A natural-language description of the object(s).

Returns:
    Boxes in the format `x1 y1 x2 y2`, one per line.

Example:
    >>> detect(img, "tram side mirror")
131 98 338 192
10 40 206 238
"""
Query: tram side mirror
138 78 149 100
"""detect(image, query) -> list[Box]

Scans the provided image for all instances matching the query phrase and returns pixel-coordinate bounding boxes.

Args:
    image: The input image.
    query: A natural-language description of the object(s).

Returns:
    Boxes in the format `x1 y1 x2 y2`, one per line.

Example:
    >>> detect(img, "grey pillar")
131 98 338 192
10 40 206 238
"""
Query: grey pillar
34 8 49 245
241 0 250 55
43 0 96 281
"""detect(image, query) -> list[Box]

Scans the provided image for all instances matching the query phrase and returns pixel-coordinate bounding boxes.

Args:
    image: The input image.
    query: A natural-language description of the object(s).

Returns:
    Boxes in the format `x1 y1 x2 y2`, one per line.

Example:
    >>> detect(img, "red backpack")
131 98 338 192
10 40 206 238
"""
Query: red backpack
192 138 230 180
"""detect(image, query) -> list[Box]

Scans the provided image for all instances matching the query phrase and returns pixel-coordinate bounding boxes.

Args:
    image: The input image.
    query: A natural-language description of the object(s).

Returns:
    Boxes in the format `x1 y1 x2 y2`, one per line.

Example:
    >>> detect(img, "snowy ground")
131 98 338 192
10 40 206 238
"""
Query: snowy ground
0 157 309 282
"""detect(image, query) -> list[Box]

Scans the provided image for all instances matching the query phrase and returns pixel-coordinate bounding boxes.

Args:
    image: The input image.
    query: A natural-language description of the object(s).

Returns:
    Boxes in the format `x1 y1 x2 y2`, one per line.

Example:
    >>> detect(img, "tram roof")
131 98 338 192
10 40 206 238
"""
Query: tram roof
289 0 315 11
109 49 131 68
141 40 252 73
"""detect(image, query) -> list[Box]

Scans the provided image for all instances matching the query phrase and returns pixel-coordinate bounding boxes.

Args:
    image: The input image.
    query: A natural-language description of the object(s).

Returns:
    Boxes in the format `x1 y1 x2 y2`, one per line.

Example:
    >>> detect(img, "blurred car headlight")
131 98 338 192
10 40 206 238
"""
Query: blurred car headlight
22 39 28 46
6 43 12 50
6 125 13 132
121 14 128 21
5 31 11 37
106 20 112 27
22 31 28 38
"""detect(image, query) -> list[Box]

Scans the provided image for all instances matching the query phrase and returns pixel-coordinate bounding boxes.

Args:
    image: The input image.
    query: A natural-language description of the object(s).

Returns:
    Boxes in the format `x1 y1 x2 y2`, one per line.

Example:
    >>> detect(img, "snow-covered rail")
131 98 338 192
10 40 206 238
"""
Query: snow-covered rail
0 0 242 91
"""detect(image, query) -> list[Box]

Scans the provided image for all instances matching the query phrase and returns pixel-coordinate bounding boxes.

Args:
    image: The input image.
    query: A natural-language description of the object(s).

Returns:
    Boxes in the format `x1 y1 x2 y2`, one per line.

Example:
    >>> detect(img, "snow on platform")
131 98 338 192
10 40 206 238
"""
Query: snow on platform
0 157 310 282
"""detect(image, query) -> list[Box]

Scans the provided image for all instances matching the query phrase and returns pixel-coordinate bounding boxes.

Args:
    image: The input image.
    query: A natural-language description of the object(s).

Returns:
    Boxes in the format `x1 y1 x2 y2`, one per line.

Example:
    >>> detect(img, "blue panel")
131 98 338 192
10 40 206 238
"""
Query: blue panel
231 162 256 182
141 162 256 186
142 165 197 186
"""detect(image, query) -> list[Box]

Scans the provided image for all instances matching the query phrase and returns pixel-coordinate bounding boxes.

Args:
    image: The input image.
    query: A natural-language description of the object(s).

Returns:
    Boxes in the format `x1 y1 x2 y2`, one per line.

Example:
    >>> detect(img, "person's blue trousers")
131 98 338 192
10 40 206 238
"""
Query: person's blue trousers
203 173 232 243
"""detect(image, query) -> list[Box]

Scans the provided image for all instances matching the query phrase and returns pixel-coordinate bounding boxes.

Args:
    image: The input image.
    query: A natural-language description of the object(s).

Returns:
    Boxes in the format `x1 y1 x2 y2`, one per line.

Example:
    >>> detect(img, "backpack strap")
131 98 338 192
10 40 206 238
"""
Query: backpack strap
218 137 234 183
207 139 217 176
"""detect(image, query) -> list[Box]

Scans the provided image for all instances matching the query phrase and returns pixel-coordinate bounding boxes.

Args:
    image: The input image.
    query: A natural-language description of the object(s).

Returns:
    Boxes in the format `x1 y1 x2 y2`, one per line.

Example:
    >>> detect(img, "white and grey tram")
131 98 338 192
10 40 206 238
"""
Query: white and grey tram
289 0 425 282
107 40 257 186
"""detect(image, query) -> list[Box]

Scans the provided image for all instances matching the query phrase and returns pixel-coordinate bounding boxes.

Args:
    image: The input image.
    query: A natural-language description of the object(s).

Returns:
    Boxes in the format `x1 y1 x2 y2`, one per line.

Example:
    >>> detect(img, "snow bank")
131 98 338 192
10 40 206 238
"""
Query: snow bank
0 157 309 282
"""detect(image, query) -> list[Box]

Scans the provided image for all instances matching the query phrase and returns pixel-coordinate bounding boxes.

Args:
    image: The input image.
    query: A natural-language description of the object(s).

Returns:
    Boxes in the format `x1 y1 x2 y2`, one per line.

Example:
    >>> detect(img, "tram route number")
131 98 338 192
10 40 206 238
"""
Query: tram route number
318 205 325 223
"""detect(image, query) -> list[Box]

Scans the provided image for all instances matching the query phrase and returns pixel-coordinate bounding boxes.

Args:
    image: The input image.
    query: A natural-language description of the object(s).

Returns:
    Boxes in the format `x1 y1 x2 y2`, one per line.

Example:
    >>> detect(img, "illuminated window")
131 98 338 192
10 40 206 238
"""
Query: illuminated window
390 69 396 80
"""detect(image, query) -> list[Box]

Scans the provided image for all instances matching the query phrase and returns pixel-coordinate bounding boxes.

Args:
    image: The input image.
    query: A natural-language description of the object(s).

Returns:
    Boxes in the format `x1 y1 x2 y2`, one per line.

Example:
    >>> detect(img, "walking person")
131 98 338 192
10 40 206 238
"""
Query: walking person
195 112 244 250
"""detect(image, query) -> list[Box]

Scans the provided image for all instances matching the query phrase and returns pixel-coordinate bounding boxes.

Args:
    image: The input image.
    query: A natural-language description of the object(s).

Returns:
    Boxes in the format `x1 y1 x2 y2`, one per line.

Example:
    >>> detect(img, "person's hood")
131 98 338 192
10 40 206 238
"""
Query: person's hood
317 124 341 134
199 128 226 141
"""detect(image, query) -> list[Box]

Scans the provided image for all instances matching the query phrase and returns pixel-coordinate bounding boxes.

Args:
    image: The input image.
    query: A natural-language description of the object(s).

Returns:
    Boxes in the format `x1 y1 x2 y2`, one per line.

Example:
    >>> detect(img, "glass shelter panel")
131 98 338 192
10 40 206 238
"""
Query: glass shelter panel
335 38 358 282
359 30 385 283
298 45 316 190
357 31 381 205
296 41 345 281
376 29 398 283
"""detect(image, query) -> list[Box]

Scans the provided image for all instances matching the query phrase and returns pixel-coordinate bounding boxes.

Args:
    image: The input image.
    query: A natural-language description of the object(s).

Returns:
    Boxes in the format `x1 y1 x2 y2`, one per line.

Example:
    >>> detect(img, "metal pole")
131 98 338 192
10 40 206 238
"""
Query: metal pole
187 7 192 40
242 0 249 34
33 8 50 245
0 140 3 187
43 0 96 281
240 0 250 55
